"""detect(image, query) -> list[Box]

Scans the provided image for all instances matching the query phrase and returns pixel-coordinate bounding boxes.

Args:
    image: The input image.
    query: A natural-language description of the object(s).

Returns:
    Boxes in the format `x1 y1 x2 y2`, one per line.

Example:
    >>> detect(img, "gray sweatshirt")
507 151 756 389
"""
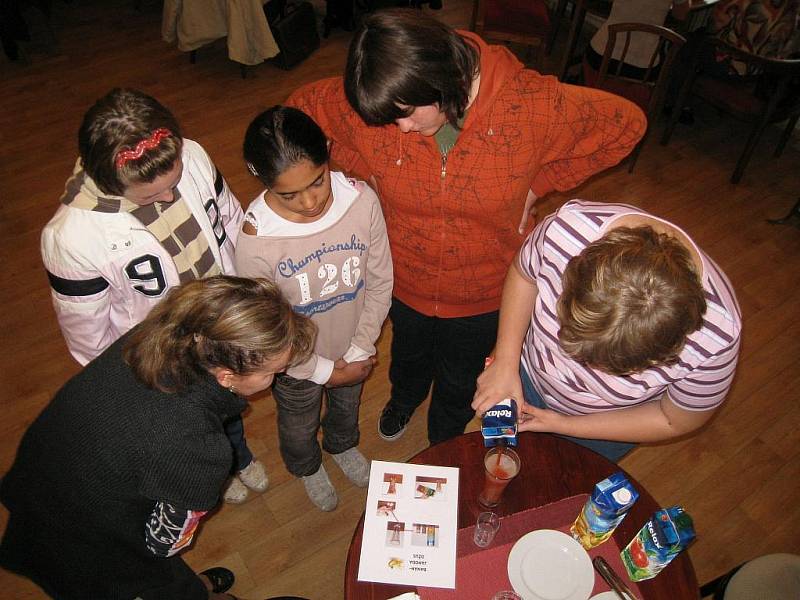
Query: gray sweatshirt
235 172 393 383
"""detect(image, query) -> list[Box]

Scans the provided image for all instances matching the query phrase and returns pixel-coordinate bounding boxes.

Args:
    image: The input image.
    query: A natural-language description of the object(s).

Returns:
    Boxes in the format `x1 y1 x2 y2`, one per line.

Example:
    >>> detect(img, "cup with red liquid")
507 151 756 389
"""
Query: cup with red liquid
478 446 521 508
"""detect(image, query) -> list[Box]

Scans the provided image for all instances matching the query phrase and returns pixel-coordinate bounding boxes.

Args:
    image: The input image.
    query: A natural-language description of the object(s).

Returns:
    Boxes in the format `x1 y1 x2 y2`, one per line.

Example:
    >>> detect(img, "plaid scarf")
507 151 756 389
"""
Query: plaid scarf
61 160 221 283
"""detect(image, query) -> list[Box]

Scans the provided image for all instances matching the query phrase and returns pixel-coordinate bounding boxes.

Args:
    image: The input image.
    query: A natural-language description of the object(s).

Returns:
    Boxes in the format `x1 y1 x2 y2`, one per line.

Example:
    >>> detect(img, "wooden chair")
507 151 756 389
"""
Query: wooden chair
471 0 556 63
662 35 800 184
585 22 686 172
556 0 612 81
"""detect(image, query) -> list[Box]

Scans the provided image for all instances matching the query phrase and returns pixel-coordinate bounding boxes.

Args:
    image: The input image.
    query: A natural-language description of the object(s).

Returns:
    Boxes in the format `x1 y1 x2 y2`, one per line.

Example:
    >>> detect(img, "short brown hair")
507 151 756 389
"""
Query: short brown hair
557 226 706 375
344 9 479 127
123 276 316 392
78 88 183 196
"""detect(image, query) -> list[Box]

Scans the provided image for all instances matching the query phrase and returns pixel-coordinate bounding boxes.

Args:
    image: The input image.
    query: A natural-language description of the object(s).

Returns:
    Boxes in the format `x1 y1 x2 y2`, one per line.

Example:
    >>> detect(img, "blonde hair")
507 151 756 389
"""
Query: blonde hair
123 276 316 392
557 226 706 375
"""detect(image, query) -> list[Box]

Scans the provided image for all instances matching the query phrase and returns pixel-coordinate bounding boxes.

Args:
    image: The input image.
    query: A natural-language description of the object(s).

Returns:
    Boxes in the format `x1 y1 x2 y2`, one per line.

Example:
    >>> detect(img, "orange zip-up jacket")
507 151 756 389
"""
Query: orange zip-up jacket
288 32 645 318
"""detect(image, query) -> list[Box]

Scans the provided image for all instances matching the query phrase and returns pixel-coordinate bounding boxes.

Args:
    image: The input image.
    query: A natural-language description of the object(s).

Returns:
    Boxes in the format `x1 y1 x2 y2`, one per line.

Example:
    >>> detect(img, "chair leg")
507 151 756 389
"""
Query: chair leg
732 85 787 183
627 140 644 173
661 68 696 146
774 114 799 157
558 4 586 82
731 119 771 184
767 198 800 226
660 104 681 146
546 0 569 56
627 122 651 173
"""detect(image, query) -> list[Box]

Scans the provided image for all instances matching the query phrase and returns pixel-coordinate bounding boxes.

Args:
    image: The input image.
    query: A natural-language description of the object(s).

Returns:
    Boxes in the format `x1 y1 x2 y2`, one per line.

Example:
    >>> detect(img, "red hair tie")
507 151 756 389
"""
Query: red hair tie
115 128 173 169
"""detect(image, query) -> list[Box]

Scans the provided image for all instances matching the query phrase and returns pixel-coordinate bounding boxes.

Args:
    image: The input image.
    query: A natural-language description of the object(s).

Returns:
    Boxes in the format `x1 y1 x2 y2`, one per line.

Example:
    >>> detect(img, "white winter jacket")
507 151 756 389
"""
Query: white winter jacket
41 139 243 365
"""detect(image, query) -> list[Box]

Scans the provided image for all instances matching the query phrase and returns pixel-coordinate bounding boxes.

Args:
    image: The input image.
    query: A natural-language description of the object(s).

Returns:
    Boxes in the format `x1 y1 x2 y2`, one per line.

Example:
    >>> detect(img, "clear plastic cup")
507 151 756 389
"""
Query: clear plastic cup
473 511 500 547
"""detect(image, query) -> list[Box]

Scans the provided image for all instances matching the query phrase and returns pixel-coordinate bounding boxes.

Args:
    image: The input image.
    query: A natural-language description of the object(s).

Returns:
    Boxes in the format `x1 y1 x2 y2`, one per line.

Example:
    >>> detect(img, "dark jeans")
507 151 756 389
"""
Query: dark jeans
224 415 253 472
520 366 636 462
273 374 362 477
388 298 499 444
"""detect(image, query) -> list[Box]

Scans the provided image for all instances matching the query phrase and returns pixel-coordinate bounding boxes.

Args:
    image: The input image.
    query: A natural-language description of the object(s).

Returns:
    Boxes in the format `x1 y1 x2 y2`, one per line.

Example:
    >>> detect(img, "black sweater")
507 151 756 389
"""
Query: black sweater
0 335 246 599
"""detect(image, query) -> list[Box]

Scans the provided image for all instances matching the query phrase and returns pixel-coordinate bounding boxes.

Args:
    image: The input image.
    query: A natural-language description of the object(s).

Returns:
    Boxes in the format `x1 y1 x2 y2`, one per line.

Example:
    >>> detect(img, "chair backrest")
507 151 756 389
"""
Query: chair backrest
686 34 800 124
699 34 800 77
472 0 553 48
661 30 800 183
594 22 686 118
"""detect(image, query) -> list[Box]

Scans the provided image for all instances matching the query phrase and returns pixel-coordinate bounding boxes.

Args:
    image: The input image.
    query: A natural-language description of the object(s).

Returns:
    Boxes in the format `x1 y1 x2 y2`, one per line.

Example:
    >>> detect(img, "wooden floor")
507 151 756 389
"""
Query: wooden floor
1 1 799 598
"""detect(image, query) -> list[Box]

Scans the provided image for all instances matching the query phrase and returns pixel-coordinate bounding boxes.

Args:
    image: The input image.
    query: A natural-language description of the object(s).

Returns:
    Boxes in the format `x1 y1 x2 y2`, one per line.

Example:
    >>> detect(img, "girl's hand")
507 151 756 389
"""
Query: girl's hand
471 358 523 416
517 402 565 433
326 357 376 388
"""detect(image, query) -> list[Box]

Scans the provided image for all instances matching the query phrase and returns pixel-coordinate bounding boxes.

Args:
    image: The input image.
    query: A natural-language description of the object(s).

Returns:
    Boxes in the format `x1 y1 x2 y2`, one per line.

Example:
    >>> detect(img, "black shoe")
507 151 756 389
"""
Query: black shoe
429 0 443 8
199 567 235 593
378 404 411 441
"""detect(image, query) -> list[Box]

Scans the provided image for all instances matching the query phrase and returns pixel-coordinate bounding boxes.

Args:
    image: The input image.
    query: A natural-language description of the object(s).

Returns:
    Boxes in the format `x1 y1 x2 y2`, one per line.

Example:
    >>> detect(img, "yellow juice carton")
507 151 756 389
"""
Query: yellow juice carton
571 472 639 549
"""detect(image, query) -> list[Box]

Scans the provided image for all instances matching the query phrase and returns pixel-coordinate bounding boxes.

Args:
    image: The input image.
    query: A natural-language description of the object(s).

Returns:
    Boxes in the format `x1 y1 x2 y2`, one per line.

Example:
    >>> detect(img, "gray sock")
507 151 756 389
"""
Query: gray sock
332 447 371 488
302 464 338 511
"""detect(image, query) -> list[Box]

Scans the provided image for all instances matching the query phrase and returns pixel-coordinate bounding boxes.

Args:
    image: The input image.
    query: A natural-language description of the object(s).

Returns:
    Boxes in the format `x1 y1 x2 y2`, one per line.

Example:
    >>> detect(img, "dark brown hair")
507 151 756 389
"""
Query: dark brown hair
557 226 706 375
243 105 329 188
78 88 183 196
123 276 316 392
344 9 479 127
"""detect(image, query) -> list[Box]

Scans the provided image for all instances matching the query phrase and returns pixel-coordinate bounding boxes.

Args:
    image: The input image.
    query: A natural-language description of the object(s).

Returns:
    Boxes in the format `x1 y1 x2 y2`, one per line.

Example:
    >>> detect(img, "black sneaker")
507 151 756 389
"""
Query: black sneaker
378 404 411 441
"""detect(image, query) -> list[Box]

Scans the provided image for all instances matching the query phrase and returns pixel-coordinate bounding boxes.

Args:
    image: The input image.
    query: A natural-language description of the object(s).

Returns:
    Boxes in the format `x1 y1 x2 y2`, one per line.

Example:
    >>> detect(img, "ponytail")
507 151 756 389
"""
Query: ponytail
123 276 316 392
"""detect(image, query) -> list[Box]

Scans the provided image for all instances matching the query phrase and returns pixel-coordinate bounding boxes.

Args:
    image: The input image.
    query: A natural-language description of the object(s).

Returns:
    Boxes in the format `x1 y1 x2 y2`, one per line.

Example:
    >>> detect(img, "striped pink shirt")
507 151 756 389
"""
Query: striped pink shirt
518 200 741 414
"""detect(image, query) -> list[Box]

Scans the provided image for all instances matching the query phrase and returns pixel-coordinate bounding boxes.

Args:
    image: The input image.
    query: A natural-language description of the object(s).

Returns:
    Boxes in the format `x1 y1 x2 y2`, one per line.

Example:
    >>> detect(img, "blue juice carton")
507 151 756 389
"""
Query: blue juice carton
571 472 639 549
621 506 695 581
481 398 518 447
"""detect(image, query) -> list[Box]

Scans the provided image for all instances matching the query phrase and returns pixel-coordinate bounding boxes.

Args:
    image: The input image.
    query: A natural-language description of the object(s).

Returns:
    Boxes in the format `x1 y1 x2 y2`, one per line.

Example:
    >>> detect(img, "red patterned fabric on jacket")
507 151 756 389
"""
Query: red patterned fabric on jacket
288 32 645 318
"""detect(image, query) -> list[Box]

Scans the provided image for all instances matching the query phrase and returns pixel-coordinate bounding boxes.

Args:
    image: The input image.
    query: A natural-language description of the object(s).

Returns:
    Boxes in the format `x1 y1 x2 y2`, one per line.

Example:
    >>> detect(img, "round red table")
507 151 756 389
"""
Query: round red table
345 431 698 599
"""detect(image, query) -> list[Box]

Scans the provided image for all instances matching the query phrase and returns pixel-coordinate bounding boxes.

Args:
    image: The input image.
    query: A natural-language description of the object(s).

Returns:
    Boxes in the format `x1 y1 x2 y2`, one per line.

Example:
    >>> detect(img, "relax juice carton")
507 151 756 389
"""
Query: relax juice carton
571 472 639 549
621 506 696 581
481 398 518 447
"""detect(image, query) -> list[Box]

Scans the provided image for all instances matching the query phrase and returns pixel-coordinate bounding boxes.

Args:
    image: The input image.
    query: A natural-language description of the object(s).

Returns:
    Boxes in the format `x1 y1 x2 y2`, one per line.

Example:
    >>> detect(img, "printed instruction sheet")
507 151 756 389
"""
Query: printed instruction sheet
357 460 460 589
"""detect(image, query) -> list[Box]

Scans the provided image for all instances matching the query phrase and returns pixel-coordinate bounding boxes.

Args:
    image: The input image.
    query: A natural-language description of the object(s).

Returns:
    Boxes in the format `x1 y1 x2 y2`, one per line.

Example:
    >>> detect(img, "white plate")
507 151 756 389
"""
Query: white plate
507 529 594 600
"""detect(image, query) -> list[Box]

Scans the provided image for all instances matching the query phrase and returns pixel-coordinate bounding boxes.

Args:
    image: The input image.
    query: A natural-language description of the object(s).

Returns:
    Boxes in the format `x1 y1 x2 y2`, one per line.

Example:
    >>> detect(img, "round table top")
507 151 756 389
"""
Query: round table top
345 431 698 599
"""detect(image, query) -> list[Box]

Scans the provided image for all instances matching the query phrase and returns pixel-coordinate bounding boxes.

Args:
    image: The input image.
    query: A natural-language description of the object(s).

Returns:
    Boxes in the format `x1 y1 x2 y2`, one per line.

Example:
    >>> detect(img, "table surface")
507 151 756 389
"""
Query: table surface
345 431 699 600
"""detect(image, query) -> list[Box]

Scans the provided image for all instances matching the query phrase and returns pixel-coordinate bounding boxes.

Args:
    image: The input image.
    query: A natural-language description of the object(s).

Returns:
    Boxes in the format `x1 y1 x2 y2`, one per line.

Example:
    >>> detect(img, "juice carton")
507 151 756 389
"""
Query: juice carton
621 506 695 581
481 398 518 447
571 472 639 549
